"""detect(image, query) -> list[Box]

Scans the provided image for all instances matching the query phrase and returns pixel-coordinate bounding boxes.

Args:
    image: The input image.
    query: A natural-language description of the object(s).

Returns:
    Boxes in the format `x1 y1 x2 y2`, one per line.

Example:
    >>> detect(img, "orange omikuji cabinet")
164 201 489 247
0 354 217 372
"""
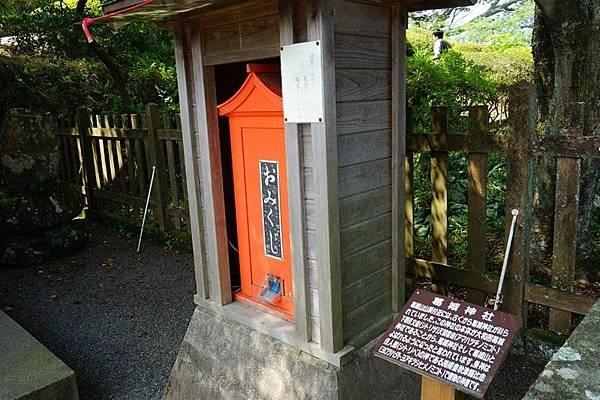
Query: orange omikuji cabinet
218 64 294 320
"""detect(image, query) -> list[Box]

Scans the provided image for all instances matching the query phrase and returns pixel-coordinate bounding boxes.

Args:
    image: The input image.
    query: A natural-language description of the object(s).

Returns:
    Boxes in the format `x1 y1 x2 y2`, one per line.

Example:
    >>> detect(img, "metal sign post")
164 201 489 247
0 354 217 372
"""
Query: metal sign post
493 209 519 310
137 165 156 253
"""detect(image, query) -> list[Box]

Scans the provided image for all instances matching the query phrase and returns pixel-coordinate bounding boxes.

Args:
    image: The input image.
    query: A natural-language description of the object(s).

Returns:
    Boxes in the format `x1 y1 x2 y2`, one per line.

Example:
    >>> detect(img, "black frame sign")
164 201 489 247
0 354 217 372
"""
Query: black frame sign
372 290 521 398
260 160 283 260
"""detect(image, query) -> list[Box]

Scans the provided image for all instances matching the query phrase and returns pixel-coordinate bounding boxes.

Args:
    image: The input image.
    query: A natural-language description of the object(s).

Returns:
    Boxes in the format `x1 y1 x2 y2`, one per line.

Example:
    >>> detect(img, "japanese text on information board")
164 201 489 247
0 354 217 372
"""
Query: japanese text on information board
372 290 521 398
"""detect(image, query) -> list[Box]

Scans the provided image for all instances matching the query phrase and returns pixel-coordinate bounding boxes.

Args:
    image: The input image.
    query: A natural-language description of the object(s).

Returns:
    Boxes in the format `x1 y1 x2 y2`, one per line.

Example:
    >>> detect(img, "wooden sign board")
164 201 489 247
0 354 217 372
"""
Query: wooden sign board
372 290 521 398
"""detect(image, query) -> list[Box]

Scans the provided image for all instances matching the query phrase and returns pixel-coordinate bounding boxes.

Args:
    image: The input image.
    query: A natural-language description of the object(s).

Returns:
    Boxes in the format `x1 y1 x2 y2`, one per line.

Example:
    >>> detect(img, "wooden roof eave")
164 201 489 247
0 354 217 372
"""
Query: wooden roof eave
99 0 476 24
406 0 477 12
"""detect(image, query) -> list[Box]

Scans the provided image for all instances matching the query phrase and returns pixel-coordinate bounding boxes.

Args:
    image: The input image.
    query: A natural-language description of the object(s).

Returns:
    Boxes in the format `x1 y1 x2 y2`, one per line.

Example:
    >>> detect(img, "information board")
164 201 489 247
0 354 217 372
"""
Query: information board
280 41 324 123
372 290 521 398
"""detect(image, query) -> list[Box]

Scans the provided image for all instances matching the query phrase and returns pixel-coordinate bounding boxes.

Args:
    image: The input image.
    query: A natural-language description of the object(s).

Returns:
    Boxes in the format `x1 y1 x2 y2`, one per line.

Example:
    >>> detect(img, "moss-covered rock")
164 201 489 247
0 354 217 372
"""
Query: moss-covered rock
0 220 88 268
0 109 59 189
0 182 83 234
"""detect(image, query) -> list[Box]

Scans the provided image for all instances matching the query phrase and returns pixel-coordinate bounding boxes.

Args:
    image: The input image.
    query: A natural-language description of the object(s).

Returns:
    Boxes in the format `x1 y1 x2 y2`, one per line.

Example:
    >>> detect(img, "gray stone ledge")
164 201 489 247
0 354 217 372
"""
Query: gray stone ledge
522 300 600 400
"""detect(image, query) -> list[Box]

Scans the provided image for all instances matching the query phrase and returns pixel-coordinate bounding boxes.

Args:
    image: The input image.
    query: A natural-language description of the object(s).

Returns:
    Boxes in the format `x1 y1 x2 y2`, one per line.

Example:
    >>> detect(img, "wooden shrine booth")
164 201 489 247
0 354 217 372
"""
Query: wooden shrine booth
100 1 475 399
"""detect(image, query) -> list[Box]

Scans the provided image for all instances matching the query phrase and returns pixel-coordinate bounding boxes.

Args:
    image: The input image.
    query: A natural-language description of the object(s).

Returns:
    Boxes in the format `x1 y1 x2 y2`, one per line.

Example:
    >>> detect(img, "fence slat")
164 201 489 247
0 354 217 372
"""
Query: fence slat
166 140 181 229
131 115 147 195
77 108 95 207
122 114 137 195
104 116 117 188
404 152 414 259
59 136 70 181
145 104 170 232
112 115 127 193
548 157 580 334
430 107 448 265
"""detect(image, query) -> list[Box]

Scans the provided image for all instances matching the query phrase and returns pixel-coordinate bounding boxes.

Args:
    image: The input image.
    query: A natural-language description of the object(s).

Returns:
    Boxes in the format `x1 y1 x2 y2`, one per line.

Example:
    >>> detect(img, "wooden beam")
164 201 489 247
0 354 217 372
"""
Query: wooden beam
406 133 504 153
174 23 209 299
406 258 499 293
190 23 232 306
391 1 408 313
279 0 311 343
307 0 344 353
533 135 600 159
525 283 596 316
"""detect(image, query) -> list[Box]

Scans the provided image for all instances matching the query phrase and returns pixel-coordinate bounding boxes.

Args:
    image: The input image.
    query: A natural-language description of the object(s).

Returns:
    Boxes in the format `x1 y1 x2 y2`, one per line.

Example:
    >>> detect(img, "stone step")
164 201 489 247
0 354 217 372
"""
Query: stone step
0 311 79 400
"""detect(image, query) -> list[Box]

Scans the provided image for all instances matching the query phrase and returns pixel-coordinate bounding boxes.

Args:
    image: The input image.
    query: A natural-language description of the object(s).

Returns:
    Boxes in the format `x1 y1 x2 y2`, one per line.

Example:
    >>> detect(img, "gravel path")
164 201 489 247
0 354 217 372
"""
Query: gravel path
0 222 552 400
0 222 195 400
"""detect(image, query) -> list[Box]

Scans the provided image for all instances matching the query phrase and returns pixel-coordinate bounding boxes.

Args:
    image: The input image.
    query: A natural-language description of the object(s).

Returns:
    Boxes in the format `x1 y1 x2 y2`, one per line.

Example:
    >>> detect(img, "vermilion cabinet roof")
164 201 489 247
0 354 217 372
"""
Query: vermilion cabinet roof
217 70 282 117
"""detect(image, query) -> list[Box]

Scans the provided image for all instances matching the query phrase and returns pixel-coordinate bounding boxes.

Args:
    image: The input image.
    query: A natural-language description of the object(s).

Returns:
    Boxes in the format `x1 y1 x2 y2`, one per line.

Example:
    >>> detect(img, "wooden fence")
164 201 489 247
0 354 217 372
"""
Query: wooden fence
54 90 598 334
55 104 189 232
404 83 598 333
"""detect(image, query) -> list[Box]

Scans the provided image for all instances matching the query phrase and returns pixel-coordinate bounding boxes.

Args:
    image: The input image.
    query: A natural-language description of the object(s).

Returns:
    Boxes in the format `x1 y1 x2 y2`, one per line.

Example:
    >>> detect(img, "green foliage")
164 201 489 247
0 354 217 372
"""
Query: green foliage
406 48 497 133
0 54 115 117
0 0 177 115
454 42 533 91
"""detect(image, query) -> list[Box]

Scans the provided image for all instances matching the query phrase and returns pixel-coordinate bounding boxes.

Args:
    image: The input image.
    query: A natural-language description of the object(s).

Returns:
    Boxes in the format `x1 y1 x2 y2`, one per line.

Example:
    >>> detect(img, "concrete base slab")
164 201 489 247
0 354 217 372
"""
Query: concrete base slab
165 306 419 400
0 311 78 400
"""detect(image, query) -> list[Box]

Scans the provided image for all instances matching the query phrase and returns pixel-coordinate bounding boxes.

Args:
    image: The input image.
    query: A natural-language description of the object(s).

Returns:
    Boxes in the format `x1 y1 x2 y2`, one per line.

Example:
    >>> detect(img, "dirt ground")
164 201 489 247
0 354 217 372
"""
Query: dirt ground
0 222 553 399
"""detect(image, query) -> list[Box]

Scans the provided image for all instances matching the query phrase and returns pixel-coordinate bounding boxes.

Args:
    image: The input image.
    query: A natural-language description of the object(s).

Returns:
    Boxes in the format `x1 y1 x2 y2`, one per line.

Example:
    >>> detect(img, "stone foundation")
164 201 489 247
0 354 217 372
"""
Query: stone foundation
164 306 419 400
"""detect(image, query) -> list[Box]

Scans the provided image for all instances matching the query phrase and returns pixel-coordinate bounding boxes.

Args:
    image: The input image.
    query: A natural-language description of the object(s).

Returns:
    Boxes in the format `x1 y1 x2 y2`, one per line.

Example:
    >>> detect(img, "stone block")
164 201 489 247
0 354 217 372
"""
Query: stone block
0 311 79 400
164 306 419 400
522 299 600 399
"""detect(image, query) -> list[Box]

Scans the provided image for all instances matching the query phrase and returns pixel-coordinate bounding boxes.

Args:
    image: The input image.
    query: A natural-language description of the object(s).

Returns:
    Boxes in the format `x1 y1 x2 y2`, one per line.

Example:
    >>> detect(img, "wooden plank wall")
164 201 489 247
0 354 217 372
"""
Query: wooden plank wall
331 0 393 346
199 1 280 65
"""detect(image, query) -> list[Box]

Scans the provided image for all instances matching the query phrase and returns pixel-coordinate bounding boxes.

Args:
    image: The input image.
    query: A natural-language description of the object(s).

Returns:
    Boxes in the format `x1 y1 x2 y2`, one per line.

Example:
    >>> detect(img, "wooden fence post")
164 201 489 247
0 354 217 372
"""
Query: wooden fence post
548 103 584 334
503 82 535 321
431 107 449 266
145 103 170 232
467 106 489 304
76 107 95 209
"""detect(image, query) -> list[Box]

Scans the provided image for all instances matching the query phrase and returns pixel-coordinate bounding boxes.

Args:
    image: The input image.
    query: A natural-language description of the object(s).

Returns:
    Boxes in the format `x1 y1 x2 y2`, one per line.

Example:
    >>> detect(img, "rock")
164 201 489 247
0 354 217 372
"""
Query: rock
0 109 59 189
0 182 84 234
0 108 87 267
0 220 88 268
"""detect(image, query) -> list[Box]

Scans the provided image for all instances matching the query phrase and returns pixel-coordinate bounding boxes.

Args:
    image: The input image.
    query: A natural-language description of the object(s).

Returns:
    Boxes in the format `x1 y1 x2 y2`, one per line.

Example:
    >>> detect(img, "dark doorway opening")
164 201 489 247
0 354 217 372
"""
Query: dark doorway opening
214 58 280 294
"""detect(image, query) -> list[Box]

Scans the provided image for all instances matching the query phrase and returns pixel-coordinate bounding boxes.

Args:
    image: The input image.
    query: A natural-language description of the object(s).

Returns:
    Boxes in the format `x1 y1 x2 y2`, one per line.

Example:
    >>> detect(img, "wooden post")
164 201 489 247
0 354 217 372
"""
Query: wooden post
548 102 583 334
391 1 408 312
431 107 449 266
467 106 489 304
421 377 466 400
76 107 95 209
174 23 209 299
503 82 535 319
145 103 170 232
279 0 312 342
307 0 344 354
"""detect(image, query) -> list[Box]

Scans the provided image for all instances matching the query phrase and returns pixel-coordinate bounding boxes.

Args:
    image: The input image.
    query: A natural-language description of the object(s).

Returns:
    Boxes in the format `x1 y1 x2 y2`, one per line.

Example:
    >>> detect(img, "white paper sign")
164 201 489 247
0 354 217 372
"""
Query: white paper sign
280 41 324 123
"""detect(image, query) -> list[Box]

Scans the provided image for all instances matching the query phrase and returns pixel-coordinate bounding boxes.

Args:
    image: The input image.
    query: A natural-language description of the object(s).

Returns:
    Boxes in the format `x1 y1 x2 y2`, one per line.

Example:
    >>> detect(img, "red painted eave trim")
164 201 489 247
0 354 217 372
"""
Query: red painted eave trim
218 73 282 116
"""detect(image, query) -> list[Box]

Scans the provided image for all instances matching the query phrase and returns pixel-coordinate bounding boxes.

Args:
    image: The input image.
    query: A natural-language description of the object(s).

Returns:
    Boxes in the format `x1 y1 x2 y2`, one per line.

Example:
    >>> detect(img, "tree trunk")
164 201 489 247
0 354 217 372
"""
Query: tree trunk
75 0 131 107
532 0 600 279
